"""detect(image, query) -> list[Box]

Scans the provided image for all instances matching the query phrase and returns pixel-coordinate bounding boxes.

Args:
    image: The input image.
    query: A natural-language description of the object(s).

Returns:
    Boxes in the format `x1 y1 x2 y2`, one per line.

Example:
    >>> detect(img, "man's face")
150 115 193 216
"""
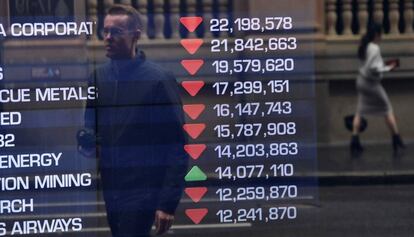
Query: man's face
103 14 139 59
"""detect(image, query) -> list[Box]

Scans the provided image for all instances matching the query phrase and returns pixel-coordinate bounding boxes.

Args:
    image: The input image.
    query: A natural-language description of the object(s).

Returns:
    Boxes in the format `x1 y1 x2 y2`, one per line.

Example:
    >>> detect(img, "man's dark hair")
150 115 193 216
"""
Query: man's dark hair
107 4 142 30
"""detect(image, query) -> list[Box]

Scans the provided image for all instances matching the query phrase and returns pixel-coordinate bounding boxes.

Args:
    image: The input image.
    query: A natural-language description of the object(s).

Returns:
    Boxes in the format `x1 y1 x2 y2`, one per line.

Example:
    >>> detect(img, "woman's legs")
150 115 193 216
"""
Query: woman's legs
385 112 405 151
350 114 363 153
352 114 361 135
384 112 399 135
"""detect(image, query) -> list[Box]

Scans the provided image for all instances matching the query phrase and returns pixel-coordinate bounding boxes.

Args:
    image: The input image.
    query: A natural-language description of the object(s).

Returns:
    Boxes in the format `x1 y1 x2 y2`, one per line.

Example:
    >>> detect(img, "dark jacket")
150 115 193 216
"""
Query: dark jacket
86 53 187 215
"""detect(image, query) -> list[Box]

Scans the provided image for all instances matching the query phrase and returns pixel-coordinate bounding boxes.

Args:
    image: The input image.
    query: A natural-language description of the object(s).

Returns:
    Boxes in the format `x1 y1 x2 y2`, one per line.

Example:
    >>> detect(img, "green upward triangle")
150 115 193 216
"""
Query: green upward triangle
185 166 207 182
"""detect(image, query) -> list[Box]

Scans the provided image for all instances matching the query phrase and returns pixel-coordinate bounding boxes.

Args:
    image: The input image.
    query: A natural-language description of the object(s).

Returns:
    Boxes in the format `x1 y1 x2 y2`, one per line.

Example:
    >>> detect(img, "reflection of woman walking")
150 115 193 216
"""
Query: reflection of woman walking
351 24 405 154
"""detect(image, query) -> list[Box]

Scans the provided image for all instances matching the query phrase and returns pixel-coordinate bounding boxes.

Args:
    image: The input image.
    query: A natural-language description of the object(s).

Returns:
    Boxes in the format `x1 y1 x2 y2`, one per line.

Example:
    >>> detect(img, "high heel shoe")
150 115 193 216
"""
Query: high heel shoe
350 135 364 154
392 134 406 152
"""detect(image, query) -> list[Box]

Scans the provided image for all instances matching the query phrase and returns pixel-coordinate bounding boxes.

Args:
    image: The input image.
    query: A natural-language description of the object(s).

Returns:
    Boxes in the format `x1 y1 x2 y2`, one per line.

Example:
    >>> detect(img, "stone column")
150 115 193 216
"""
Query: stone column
389 0 400 35
358 0 368 35
342 0 352 35
204 0 214 38
187 0 198 38
326 0 337 35
373 1 383 25
404 0 413 34
87 0 98 40
170 0 181 39
136 0 149 39
153 0 165 39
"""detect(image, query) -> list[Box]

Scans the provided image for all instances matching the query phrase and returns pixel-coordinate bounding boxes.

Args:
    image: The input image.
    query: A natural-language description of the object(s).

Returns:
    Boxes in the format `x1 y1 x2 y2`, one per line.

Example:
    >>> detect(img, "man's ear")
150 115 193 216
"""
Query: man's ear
134 29 141 40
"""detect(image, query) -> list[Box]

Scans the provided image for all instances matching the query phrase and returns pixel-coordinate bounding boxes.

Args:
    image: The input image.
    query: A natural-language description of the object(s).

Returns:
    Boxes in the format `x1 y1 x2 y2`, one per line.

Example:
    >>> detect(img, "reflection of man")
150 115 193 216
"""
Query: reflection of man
81 4 187 237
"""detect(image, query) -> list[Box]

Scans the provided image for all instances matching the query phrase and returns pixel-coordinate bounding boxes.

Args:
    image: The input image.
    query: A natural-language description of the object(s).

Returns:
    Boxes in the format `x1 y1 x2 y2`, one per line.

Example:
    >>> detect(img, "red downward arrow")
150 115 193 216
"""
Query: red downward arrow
183 104 205 120
183 124 206 139
181 81 205 97
185 187 208 203
181 39 204 55
185 208 208 224
180 17 203 32
181 60 204 75
184 144 207 160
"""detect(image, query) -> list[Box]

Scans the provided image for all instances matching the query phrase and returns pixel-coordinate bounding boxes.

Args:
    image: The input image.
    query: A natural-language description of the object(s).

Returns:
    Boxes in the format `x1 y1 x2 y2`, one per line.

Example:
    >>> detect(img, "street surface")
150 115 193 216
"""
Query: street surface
170 184 414 237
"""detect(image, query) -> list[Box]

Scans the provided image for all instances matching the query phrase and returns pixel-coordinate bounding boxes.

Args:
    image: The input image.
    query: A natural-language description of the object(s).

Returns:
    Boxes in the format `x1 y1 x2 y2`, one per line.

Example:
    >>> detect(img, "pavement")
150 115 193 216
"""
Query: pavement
166 142 414 237
316 141 414 185
3 141 413 237
196 140 414 186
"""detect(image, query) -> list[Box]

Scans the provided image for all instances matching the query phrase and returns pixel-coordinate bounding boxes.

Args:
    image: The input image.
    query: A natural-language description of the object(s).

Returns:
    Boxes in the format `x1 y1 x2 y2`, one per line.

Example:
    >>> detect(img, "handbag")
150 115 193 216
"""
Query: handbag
344 115 367 132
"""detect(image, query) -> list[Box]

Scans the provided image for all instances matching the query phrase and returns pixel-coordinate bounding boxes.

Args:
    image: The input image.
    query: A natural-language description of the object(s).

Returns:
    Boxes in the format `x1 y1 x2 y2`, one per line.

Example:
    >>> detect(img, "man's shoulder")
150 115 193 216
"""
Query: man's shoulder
139 59 175 81
92 57 176 83
93 62 111 79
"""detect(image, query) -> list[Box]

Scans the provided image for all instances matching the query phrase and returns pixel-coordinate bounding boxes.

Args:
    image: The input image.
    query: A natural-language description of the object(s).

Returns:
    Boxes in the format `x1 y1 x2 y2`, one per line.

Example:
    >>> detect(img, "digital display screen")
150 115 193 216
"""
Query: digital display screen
0 0 413 236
